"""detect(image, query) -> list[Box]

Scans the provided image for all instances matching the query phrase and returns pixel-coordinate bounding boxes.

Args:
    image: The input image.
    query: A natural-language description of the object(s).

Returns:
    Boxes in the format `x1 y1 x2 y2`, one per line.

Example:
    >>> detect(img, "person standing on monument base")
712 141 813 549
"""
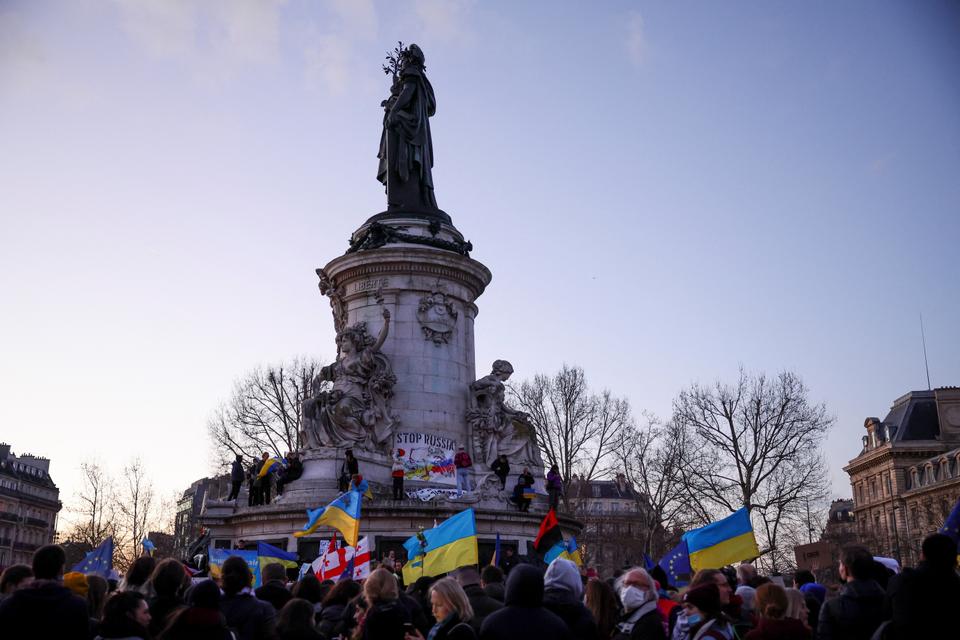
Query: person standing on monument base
546 465 563 511
455 445 473 496
341 450 359 492
228 454 245 501
392 451 406 500
491 455 509 491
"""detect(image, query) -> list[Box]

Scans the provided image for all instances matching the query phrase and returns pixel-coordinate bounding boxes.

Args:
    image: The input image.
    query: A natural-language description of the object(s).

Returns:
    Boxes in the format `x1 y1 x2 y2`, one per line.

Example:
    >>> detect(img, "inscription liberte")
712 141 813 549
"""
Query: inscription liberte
353 278 390 293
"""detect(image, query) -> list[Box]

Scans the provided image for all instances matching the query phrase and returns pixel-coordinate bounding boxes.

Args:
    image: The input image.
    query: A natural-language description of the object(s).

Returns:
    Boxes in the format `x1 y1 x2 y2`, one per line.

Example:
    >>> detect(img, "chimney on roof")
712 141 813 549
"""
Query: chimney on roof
615 472 626 493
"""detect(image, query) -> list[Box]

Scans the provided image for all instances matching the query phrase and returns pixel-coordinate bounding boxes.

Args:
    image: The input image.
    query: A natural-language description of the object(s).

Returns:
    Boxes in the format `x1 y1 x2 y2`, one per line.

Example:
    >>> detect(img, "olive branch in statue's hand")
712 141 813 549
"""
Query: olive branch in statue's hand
382 41 405 78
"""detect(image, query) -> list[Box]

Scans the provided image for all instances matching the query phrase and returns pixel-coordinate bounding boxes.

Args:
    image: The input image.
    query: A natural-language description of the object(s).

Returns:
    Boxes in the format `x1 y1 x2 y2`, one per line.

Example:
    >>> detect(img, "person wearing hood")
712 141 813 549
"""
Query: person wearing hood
612 567 666 640
816 544 884 640
479 564 572 640
542 558 598 639
0 544 89 639
743 583 809 640
455 566 503 633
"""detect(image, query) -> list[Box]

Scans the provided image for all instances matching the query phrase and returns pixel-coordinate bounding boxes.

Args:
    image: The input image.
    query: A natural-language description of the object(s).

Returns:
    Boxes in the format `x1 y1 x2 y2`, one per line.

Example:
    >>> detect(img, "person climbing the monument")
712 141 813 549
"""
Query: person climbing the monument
392 450 406 500
227 454 245 502
454 445 473 496
546 465 563 511
340 449 360 492
491 454 510 491
511 469 535 512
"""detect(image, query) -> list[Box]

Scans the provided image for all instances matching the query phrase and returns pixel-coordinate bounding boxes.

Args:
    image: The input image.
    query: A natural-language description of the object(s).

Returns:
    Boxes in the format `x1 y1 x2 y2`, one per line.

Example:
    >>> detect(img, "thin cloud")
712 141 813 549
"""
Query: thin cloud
625 10 646 67
414 0 475 45
109 0 286 84
301 0 378 95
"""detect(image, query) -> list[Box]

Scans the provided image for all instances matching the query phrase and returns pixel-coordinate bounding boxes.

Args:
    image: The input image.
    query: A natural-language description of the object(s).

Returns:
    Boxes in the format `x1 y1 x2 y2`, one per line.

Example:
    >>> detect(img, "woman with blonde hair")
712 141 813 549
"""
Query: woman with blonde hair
404 577 476 640
743 583 809 640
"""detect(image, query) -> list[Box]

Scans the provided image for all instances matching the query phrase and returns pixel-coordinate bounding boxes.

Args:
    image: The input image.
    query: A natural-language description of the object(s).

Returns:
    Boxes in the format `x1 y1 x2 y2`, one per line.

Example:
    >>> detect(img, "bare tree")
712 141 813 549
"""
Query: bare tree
510 365 631 509
612 417 711 558
207 357 323 471
114 458 158 572
671 368 833 572
61 460 117 549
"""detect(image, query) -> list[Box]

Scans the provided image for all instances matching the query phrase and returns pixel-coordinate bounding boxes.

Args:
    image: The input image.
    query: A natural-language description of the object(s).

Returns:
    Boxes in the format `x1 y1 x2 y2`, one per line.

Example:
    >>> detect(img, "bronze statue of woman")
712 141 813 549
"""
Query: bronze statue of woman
377 44 439 215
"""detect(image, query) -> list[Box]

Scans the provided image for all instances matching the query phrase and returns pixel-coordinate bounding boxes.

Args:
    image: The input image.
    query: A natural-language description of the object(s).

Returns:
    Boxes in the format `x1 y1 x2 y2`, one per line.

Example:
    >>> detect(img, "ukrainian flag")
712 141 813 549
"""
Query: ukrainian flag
293 489 362 546
402 509 478 583
544 536 582 566
258 457 285 478
684 507 759 571
257 541 299 574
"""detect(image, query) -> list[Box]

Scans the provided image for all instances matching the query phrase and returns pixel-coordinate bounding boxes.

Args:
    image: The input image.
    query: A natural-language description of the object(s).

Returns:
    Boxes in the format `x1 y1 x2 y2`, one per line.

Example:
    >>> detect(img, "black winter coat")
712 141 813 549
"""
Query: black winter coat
817 579 885 640
883 562 960 639
543 586 599 640
362 599 411 640
220 591 277 640
316 602 347 640
462 584 503 633
0 580 89 640
483 582 505 602
430 613 478 640
479 565 573 640
255 581 293 612
615 602 666 640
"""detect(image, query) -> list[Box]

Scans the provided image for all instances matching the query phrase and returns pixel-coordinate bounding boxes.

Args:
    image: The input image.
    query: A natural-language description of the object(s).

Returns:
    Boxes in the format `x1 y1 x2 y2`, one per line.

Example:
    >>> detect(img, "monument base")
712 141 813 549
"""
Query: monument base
201 479 581 568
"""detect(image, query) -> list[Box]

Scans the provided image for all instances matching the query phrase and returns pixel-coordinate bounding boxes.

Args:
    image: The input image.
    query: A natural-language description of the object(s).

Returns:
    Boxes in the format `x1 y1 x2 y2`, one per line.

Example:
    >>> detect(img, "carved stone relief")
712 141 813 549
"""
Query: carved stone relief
416 291 458 345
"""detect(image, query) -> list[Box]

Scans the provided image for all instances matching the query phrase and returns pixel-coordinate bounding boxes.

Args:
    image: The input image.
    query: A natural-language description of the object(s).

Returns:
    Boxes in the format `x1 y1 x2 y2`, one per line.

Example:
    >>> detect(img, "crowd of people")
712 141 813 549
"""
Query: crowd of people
0 531 956 640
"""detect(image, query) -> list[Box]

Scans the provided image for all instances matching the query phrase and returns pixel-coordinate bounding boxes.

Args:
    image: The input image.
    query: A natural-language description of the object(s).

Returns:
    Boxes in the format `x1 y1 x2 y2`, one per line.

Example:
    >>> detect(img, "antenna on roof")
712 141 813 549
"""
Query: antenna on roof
920 312 932 391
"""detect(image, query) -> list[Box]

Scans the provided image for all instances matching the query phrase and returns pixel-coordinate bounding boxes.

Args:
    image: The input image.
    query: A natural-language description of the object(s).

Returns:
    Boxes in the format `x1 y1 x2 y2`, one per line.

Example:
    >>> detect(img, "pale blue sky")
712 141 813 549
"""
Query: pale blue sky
2 1 958 522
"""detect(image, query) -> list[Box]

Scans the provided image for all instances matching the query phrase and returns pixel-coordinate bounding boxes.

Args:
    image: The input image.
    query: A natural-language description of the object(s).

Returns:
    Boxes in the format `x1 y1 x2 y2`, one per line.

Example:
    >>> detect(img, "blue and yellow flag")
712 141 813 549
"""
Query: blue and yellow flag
402 508 478 583
257 457 286 478
489 532 501 567
209 548 262 587
683 508 759 571
257 541 298 574
351 476 374 499
545 536 582 566
293 489 362 546
72 537 114 578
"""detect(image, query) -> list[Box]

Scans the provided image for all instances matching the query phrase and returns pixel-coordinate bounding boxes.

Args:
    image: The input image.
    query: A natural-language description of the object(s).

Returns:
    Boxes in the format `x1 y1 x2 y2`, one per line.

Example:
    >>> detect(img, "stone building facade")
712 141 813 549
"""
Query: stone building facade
794 498 856 583
843 387 960 567
568 474 658 576
0 443 61 567
173 474 230 560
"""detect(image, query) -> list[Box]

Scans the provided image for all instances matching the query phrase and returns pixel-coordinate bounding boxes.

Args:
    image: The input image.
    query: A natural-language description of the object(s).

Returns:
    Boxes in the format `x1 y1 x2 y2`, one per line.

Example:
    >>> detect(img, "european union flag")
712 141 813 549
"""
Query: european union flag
657 539 691 587
940 497 960 551
73 537 114 578
643 552 655 570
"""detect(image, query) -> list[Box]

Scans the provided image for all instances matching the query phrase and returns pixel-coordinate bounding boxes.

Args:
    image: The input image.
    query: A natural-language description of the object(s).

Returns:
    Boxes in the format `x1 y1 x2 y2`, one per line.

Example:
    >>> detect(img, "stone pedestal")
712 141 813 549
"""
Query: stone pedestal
200 215 570 560
321 216 491 454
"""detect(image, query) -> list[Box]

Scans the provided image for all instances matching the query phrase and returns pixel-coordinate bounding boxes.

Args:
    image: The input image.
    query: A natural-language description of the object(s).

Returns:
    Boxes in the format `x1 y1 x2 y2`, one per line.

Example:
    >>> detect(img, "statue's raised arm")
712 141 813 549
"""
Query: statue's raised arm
372 308 391 352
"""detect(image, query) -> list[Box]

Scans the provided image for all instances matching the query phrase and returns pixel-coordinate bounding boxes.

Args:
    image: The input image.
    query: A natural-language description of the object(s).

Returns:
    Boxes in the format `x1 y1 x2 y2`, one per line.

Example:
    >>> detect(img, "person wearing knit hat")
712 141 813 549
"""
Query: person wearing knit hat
680 583 730 640
63 572 89 599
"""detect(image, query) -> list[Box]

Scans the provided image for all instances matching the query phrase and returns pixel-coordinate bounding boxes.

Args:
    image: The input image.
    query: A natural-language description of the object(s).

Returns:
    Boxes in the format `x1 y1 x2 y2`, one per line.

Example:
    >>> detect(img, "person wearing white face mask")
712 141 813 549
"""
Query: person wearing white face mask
612 567 666 640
